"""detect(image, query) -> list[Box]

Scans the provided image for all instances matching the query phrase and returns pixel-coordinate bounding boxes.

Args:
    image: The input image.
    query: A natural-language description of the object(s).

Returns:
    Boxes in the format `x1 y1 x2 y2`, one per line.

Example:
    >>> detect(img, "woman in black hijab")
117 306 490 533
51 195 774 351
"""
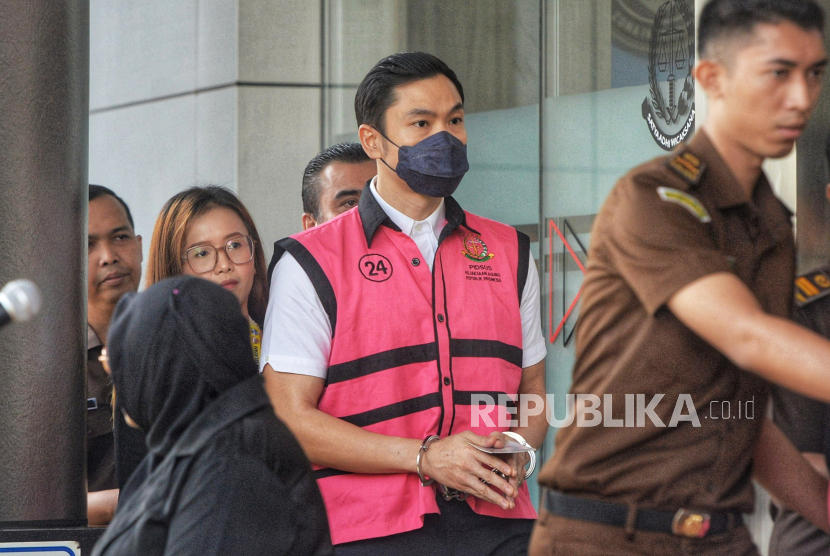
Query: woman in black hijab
92 276 333 556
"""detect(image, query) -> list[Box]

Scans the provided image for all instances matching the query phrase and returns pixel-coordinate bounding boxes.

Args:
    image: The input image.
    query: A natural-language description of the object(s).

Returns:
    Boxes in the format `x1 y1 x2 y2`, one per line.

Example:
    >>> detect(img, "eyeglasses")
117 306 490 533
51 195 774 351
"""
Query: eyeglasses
182 235 255 274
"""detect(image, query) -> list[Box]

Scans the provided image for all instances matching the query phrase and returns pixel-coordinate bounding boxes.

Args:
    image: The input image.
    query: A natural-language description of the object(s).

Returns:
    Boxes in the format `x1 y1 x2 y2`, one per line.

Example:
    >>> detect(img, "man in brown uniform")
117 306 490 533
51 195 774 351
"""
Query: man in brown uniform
530 1 830 554
768 268 830 554
767 184 830 556
87 185 143 525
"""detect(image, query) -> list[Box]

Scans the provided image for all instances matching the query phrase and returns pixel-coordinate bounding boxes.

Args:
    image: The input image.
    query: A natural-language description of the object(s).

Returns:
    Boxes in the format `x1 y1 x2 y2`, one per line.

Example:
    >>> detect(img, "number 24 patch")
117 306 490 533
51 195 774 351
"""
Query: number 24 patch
359 254 393 282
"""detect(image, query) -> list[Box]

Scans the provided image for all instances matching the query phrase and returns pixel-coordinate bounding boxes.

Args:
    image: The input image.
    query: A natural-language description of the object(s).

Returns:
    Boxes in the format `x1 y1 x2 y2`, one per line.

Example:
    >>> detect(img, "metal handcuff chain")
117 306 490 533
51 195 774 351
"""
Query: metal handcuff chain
417 433 536 502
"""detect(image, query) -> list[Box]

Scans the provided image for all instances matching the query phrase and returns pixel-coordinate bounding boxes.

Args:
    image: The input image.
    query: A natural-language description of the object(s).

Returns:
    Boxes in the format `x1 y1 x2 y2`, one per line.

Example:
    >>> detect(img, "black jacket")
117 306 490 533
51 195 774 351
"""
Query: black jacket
93 276 332 556
93 377 333 556
93 376 332 556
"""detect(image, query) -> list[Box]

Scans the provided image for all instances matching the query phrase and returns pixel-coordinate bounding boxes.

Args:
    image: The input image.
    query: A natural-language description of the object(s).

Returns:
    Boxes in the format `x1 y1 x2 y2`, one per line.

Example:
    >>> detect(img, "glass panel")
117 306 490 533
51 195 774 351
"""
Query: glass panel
323 0 541 229
541 0 696 463
323 1 407 147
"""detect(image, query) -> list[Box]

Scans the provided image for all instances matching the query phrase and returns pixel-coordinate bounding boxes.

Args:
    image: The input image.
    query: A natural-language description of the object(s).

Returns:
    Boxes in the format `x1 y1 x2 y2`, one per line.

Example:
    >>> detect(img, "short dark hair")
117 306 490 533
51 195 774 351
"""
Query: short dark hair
89 184 135 231
302 142 371 218
699 0 824 58
354 52 464 135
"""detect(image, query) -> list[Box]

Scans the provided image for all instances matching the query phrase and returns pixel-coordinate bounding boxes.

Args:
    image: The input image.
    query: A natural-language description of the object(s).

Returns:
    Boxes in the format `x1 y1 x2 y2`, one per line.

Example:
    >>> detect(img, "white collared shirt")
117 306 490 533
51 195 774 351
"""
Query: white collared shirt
260 185 546 379
369 179 445 271
88 324 102 351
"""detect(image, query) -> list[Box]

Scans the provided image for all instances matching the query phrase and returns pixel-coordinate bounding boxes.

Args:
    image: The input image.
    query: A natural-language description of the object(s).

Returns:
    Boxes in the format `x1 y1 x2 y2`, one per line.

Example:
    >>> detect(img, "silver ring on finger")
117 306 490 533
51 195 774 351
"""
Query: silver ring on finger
480 467 501 485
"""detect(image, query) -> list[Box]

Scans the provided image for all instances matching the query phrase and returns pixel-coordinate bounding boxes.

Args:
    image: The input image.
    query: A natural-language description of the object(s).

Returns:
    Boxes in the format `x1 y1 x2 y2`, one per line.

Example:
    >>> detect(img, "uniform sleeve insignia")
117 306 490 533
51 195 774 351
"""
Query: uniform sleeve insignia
667 152 706 185
794 270 830 307
656 187 712 223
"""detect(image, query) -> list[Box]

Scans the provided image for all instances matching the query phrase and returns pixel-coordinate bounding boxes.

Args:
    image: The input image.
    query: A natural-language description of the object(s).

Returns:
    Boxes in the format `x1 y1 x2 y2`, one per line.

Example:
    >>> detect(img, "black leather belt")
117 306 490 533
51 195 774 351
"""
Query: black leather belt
544 490 743 538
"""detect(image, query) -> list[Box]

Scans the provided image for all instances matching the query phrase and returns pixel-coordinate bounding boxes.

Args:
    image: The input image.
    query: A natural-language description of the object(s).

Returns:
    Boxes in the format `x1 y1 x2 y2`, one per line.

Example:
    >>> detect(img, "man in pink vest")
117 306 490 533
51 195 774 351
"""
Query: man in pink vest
260 52 547 554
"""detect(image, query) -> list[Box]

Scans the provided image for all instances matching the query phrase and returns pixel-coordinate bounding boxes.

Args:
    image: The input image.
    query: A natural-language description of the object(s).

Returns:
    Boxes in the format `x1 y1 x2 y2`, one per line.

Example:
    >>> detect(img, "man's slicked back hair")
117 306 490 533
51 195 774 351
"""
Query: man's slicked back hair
699 0 824 58
354 52 464 136
302 142 371 218
89 184 135 231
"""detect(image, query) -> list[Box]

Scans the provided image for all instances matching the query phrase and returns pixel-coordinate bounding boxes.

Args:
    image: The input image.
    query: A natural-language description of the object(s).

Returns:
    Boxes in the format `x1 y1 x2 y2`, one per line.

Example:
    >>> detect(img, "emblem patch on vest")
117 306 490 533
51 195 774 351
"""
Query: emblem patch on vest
359 254 393 282
463 235 495 262
657 187 712 223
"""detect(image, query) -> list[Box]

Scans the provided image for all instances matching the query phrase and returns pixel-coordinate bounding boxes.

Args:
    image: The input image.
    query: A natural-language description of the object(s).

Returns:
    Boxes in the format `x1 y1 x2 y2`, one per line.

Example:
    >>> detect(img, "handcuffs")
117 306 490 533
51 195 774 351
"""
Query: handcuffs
416 432 537 502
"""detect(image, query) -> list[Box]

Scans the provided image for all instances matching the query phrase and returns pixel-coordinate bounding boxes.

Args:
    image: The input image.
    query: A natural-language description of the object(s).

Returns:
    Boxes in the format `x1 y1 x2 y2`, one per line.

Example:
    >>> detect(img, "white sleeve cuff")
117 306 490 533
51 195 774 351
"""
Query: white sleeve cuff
259 252 332 380
522 339 547 369
260 354 328 379
520 248 546 369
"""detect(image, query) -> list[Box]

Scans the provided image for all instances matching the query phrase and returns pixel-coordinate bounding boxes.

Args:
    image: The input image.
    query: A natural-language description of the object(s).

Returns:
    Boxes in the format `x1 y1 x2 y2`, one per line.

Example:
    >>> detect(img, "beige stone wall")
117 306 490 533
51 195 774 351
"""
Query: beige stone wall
89 0 323 262
90 1 545 260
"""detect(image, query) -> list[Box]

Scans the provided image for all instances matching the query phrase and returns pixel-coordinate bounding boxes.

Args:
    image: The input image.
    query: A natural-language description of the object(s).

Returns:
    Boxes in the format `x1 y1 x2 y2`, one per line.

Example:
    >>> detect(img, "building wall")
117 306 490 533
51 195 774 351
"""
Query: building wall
89 0 322 265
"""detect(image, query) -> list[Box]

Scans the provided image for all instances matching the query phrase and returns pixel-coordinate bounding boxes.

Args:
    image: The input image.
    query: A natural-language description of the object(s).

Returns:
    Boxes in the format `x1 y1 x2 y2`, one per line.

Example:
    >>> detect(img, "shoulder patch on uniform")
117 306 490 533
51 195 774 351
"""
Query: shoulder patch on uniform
667 152 706 185
794 270 830 307
656 187 712 223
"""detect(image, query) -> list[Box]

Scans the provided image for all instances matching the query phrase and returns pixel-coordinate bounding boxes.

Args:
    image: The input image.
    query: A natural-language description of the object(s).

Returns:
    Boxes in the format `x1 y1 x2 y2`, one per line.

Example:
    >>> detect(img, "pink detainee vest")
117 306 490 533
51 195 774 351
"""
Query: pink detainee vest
272 195 536 544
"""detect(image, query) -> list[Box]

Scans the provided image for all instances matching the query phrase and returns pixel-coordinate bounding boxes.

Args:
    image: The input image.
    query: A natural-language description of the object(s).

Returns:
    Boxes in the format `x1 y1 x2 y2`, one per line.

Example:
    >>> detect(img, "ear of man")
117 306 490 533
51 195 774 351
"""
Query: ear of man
302 213 317 231
358 124 385 161
694 58 728 100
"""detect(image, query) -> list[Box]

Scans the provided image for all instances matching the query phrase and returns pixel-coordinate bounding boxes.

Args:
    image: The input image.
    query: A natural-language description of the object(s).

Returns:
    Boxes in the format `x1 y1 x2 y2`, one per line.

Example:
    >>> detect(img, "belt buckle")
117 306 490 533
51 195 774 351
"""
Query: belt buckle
672 509 711 538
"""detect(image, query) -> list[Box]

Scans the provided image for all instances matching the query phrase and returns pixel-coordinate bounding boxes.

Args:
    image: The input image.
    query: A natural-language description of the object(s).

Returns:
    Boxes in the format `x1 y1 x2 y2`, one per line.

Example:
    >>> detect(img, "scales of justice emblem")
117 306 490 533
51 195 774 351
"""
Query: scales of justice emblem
641 0 696 151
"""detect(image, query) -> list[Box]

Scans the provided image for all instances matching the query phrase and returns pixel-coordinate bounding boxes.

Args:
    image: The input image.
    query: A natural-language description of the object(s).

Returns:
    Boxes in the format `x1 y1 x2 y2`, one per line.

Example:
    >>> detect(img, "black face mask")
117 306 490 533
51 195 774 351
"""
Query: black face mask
378 130 469 198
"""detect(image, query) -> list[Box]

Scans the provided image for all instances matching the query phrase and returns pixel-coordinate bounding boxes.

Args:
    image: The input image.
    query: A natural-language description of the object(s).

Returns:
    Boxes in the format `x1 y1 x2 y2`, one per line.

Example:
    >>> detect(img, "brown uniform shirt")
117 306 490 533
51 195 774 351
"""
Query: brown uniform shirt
88 325 117 492
768 265 830 556
538 131 795 514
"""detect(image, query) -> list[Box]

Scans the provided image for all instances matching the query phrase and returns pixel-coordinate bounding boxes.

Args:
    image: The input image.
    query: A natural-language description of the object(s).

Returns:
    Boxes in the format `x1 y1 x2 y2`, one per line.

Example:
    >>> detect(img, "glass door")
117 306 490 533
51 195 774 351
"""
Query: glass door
540 0 696 463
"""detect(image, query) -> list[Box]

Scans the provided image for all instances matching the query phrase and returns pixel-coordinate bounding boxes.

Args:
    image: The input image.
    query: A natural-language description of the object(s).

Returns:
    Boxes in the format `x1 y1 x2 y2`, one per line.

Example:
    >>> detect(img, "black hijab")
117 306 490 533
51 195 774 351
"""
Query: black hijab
108 275 257 459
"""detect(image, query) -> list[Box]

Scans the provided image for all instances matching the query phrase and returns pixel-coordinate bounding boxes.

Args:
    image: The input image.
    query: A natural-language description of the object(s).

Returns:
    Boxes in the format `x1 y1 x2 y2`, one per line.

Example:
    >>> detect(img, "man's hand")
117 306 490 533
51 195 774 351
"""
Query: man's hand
420 431 519 510
499 359 546 494
486 431 531 495
87 488 118 526
503 450 530 491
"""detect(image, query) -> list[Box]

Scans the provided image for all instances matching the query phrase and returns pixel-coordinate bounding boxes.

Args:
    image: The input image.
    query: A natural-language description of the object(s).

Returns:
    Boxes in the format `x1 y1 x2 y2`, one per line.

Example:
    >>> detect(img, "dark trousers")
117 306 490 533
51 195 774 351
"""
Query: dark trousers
529 510 760 556
334 494 534 556
768 505 830 556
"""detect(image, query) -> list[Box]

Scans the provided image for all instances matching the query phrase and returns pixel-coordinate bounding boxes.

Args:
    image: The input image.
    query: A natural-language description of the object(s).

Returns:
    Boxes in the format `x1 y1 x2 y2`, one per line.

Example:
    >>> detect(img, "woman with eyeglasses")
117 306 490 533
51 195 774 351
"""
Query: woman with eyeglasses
114 185 270 495
146 185 269 353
